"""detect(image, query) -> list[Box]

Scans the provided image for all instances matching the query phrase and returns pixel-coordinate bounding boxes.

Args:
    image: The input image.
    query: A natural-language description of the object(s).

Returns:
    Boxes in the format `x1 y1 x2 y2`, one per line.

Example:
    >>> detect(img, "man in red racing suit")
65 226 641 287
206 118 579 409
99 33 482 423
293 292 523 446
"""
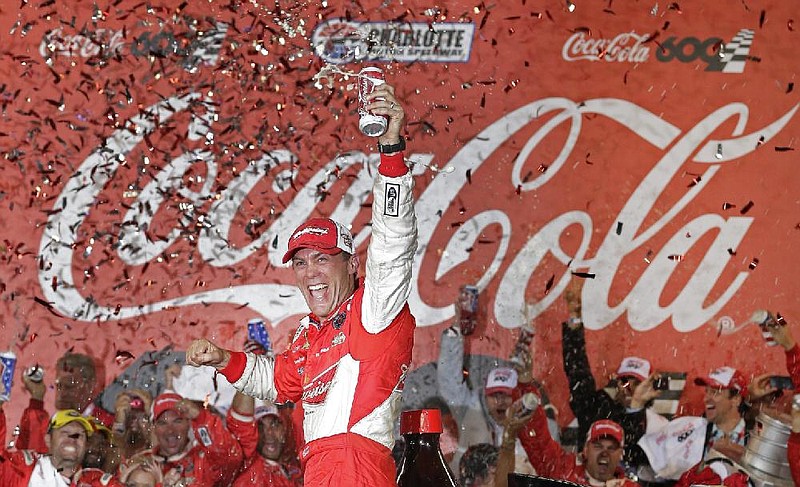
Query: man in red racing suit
519 397 640 487
186 81 417 487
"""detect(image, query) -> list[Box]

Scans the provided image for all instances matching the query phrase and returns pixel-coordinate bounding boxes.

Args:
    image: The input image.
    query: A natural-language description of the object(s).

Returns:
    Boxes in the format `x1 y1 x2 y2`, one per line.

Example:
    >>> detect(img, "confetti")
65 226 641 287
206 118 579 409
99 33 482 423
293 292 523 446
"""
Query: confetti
775 146 795 152
739 201 754 214
722 202 736 210
788 82 795 94
748 258 759 270
544 274 555 294
115 350 135 365
644 249 654 264
759 10 766 28
571 271 596 279
615 222 623 235
668 254 683 261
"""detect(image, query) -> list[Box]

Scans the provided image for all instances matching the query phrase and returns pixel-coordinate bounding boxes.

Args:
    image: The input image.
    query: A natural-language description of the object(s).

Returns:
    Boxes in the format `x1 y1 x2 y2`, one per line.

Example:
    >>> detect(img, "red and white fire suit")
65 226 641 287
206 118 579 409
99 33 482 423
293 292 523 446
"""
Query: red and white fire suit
519 405 640 487
227 410 302 486
133 408 243 487
0 407 122 486
219 151 417 486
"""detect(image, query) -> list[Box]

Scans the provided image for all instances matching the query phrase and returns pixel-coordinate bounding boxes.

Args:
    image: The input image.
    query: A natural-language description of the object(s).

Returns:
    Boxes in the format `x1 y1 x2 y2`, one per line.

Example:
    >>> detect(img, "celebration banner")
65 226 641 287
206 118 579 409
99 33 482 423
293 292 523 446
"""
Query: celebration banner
0 0 797 432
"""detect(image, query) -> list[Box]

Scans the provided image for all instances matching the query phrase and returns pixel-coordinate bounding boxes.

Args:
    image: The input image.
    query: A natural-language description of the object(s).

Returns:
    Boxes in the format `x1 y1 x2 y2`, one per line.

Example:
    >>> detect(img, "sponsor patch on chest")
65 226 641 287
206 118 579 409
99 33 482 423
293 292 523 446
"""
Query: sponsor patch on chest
302 363 338 404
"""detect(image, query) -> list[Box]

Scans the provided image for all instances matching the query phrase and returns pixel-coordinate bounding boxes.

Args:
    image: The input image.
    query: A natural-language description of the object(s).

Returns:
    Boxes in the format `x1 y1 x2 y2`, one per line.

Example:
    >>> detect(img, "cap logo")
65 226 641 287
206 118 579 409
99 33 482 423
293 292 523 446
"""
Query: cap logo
292 226 329 240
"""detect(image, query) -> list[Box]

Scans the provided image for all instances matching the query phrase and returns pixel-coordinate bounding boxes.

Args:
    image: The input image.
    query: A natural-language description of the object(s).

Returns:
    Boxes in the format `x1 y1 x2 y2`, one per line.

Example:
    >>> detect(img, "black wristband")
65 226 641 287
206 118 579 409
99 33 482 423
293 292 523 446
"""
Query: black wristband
378 137 406 154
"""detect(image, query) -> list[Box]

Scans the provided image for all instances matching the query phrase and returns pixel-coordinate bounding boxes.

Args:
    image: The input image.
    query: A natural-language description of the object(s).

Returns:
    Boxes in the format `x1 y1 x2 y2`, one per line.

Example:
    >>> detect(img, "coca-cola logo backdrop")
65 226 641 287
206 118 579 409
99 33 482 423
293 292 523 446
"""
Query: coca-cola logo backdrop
0 1 798 431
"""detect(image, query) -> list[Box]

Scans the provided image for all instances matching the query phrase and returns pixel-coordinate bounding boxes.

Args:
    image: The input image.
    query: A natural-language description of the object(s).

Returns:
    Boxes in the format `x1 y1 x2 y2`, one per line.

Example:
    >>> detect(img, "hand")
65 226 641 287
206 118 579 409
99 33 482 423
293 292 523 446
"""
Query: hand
503 398 535 439
564 274 584 320
185 339 231 369
243 339 267 355
630 374 662 409
367 83 405 147
22 372 46 401
510 345 534 384
748 374 778 401
163 468 182 487
792 400 800 433
114 392 133 422
175 399 201 420
769 319 796 350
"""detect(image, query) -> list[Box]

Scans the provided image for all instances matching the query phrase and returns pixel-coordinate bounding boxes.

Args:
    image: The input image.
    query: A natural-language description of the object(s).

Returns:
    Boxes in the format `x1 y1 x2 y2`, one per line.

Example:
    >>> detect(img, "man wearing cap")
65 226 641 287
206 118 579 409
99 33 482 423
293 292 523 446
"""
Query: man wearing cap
562 275 664 471
19 352 116 454
693 366 749 462
130 391 242 486
227 390 301 486
519 397 640 487
0 408 122 486
187 81 417 486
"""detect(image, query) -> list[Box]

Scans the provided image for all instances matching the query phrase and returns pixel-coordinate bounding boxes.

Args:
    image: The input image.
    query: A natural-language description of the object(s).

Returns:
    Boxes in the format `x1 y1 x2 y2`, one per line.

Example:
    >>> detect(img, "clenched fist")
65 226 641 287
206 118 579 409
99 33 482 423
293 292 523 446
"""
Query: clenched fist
186 339 231 369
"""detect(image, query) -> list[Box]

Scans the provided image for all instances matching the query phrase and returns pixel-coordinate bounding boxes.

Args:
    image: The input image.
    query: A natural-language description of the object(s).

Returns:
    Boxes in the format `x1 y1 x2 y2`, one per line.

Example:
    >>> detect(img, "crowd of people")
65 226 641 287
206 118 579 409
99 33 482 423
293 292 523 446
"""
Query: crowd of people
1 82 798 487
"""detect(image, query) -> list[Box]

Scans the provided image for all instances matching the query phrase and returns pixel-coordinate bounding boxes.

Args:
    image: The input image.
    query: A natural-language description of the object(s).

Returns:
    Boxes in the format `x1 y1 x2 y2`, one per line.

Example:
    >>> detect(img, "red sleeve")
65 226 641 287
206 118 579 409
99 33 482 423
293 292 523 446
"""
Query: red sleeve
789 432 800 486
518 407 578 479
378 152 407 177
17 398 49 453
674 465 721 487
219 352 248 383
274 343 304 404
226 411 259 461
786 344 800 389
192 409 243 486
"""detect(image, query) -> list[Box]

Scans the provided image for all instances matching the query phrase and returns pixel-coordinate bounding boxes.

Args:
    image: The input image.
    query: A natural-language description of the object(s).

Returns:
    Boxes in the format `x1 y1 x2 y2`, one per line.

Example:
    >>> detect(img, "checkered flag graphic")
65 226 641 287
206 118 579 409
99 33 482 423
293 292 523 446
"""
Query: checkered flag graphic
707 28 755 73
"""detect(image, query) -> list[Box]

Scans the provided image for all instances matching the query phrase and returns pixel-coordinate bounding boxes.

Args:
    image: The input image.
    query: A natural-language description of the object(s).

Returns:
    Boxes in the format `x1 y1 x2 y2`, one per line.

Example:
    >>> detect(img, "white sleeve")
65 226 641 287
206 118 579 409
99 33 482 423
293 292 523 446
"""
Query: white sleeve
230 353 280 403
361 170 418 333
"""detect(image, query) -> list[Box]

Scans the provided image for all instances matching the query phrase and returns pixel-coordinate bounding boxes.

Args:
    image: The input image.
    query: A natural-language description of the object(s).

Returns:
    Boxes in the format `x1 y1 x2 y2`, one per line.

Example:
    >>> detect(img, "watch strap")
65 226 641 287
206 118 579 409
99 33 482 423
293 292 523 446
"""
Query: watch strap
378 137 406 154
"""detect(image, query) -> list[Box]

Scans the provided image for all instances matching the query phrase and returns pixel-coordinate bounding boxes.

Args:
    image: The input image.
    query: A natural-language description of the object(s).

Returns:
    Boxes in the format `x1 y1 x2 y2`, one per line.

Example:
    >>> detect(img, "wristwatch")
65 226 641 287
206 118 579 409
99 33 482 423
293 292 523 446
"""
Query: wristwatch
378 137 406 154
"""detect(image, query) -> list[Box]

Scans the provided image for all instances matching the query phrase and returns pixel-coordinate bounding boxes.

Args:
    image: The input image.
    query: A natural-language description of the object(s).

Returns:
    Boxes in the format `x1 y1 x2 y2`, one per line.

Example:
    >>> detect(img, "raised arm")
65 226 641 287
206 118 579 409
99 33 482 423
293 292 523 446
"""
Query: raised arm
361 83 418 332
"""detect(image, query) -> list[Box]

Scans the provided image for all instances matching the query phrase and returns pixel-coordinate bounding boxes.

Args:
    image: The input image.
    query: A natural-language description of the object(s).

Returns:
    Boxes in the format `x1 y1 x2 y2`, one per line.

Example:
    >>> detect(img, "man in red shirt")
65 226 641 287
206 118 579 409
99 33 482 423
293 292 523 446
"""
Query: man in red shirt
186 81 416 486
127 391 242 486
227 390 301 486
0 409 122 486
519 399 640 487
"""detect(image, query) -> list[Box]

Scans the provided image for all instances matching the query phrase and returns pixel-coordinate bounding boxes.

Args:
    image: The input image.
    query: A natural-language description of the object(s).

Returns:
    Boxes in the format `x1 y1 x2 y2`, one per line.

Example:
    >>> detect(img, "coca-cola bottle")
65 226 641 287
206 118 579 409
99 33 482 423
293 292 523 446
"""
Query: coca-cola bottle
396 409 460 487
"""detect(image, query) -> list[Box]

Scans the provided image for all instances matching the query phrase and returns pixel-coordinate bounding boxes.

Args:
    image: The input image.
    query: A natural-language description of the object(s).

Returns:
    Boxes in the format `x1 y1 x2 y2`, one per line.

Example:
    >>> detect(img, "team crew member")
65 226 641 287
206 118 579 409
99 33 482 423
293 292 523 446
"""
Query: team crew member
519 399 640 487
186 81 418 486
127 392 243 486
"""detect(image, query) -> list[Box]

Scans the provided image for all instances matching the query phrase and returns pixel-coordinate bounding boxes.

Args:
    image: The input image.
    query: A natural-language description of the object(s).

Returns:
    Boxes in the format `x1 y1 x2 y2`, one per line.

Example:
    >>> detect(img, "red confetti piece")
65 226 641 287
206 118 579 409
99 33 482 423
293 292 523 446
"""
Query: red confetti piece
749 258 759 270
51 276 57 291
644 249 654 264
789 19 795 31
775 146 795 152
571 272 596 279
537 164 548 173
688 175 701 187
29 333 38 343
740 201 754 214
722 202 736 210
759 10 766 28
727 248 737 256
466 169 472 184
788 82 794 94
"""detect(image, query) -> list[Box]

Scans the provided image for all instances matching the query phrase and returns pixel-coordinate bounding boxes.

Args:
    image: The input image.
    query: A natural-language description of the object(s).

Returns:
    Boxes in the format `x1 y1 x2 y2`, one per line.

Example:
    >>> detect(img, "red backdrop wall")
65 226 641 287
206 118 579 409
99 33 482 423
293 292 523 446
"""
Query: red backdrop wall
0 0 798 435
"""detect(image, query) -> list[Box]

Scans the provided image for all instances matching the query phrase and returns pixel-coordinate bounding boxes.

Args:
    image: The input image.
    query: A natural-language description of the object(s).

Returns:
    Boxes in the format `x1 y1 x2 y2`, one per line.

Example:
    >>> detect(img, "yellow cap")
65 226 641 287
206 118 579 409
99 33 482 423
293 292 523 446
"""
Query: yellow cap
48 409 93 436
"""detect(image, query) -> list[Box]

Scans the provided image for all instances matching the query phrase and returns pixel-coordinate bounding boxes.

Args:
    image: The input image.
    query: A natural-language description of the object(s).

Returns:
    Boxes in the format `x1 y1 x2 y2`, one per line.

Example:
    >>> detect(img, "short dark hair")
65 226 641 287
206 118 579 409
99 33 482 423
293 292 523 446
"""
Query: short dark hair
459 443 499 487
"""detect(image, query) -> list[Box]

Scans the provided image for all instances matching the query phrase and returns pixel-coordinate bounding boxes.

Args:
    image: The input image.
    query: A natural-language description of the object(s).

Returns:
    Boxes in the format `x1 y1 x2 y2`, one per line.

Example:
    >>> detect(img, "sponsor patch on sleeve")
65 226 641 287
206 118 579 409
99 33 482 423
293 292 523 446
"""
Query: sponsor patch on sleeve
384 182 400 217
